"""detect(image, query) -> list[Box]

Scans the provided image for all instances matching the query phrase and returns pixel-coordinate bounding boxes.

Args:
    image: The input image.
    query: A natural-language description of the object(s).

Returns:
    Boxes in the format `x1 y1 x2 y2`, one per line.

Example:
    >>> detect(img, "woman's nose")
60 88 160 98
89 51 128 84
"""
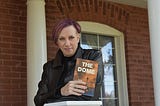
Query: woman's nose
64 39 71 46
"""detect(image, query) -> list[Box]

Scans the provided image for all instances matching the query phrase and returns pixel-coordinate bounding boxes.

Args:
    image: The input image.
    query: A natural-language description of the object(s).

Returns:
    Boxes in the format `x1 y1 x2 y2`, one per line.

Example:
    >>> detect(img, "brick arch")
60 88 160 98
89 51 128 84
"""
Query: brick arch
55 0 129 31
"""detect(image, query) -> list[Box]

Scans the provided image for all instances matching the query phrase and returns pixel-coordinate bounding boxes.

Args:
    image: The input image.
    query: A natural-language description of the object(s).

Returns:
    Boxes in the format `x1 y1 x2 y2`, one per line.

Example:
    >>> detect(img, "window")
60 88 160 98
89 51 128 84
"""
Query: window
79 21 129 106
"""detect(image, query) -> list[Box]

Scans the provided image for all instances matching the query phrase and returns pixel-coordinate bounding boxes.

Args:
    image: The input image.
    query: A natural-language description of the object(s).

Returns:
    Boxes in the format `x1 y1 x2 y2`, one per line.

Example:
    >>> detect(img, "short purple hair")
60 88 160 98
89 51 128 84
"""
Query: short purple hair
52 19 81 44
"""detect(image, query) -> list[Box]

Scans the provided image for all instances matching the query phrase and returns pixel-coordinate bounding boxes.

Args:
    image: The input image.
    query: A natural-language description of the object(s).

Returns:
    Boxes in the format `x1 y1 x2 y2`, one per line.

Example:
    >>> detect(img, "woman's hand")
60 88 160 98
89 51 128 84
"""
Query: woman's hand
61 80 87 96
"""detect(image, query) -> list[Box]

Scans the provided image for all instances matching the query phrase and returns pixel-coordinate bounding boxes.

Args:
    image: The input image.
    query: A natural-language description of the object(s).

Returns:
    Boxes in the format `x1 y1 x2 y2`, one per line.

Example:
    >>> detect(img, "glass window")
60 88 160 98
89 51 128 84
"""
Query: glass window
79 21 129 106
81 33 118 106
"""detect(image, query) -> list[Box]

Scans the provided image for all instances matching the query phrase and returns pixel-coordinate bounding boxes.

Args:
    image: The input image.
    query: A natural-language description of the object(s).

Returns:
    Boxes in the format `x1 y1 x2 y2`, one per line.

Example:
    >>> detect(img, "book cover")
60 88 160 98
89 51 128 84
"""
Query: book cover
73 58 98 97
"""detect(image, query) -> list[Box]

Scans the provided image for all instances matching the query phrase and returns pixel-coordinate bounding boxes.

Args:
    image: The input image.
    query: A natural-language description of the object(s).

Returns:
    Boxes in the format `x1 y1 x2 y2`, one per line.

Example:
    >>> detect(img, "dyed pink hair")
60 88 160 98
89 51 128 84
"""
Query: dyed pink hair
52 19 81 44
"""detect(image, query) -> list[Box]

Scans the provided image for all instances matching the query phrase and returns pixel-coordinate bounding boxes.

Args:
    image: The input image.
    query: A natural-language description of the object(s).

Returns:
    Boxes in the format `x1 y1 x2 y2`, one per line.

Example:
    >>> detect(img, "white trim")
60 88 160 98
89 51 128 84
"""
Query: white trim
44 101 102 106
78 21 123 36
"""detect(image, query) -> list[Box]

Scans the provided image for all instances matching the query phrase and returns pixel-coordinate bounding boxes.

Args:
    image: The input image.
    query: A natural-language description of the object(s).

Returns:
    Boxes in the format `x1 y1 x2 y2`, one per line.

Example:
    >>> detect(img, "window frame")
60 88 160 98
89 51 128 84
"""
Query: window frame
78 21 129 106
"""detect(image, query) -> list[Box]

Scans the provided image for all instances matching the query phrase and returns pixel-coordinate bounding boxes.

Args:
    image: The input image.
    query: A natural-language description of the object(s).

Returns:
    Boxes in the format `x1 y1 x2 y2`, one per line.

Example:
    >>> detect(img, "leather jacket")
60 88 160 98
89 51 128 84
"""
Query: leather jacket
34 46 104 106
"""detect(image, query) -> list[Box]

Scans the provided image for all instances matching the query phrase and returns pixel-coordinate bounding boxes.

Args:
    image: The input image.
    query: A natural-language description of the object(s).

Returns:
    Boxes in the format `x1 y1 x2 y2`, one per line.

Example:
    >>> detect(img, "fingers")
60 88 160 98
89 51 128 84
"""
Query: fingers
60 80 87 96
69 86 85 96
71 80 87 90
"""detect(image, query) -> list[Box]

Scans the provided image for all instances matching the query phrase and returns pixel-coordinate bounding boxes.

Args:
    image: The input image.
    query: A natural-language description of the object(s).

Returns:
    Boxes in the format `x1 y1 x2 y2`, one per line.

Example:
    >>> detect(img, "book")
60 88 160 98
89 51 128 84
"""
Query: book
73 58 99 97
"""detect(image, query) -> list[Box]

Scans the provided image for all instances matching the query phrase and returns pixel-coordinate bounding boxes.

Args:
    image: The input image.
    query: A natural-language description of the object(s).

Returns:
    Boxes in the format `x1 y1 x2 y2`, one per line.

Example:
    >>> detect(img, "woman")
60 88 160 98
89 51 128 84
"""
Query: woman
34 19 103 106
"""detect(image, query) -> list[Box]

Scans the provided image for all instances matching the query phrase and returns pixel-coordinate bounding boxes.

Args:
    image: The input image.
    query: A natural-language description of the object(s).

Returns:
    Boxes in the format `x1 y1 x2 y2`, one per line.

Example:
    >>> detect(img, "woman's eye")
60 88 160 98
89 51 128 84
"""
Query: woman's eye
58 38 65 41
69 36 75 40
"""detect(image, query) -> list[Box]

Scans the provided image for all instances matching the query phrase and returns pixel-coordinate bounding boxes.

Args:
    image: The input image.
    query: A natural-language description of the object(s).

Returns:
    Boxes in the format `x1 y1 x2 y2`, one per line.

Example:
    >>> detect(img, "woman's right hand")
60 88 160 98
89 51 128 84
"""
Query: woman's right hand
60 80 87 96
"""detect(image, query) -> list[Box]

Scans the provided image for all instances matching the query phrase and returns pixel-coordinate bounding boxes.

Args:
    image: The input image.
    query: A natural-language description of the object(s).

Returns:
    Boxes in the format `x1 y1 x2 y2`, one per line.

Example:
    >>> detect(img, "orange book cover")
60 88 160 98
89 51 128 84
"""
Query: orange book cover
73 58 98 96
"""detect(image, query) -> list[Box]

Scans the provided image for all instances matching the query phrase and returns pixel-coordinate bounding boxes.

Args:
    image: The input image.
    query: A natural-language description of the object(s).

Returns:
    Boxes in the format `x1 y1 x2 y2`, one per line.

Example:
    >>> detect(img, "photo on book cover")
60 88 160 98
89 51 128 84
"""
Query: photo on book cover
73 58 98 96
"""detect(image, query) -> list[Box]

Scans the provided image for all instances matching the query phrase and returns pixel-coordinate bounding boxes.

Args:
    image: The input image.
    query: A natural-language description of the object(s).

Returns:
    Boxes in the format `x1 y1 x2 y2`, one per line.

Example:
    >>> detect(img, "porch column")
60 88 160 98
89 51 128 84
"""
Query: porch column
26 0 47 106
148 0 160 106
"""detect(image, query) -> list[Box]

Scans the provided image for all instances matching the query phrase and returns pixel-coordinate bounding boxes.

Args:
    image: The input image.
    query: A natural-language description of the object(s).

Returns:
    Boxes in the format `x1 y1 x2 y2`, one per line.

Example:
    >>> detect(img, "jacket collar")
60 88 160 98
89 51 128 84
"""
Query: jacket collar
53 46 83 68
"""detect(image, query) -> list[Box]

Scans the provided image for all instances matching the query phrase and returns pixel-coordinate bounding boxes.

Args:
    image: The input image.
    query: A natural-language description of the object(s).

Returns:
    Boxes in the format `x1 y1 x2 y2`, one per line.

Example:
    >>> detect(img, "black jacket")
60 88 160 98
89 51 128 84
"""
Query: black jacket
34 47 103 106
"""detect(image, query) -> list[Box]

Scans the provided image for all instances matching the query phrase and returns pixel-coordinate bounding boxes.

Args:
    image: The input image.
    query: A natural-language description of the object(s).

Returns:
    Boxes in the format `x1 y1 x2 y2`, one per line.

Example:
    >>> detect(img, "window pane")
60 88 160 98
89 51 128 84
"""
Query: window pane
100 36 118 106
81 33 98 49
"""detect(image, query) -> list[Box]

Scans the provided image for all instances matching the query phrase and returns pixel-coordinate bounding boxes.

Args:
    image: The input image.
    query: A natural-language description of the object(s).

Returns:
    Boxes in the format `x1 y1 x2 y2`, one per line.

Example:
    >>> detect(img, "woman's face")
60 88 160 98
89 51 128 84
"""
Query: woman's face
56 25 80 57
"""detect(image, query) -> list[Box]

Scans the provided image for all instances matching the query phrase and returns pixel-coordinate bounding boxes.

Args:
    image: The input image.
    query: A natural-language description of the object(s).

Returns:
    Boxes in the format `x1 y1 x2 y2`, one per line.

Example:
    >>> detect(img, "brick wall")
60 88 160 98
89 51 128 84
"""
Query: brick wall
0 0 154 106
0 0 27 106
125 6 154 106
